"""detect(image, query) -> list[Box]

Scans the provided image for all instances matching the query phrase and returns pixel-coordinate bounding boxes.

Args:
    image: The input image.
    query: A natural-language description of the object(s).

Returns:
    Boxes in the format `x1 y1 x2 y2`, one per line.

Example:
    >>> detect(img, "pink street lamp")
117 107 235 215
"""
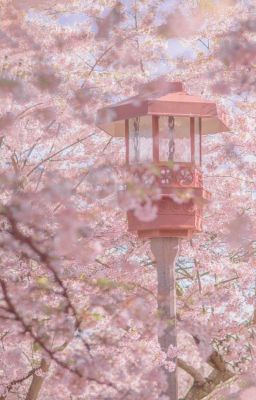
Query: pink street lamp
97 81 230 399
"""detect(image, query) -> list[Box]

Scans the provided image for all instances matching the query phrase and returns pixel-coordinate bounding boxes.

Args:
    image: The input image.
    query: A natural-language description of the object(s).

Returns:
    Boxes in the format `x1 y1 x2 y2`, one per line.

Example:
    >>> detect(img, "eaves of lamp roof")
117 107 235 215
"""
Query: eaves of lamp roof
96 81 230 136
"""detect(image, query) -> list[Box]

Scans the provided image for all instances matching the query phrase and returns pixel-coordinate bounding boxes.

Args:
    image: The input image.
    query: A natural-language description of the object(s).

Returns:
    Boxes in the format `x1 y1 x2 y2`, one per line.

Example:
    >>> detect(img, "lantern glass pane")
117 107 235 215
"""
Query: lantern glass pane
195 117 201 165
159 116 191 162
129 116 152 163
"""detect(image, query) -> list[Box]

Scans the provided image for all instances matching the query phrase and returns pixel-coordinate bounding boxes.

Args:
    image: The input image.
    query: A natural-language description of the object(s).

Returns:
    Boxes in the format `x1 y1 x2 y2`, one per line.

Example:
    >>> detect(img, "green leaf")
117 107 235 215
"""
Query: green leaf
96 278 116 289
36 276 49 288
91 312 104 321
33 342 42 352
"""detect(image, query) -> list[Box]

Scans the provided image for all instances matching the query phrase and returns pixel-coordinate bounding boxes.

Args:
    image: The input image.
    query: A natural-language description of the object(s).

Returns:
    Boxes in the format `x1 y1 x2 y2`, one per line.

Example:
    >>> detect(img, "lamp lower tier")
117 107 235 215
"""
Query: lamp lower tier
136 229 195 240
127 196 205 240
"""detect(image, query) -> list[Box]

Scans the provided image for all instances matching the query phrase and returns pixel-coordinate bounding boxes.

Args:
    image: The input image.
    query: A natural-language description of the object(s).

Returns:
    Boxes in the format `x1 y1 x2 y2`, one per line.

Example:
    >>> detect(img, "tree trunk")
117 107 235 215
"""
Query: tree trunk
150 237 179 400
25 359 49 400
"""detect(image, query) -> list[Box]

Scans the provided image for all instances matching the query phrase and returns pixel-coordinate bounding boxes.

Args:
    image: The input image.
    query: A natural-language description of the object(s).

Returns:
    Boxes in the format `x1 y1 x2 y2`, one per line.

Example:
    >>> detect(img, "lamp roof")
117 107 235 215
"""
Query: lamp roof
97 81 230 136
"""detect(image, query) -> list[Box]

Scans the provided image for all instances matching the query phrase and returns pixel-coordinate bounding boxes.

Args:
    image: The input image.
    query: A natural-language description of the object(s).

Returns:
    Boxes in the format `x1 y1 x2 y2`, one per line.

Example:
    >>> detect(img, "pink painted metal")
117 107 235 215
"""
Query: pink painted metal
96 82 229 239
97 82 229 137
152 116 159 163
123 164 210 239
125 119 129 165
191 117 195 163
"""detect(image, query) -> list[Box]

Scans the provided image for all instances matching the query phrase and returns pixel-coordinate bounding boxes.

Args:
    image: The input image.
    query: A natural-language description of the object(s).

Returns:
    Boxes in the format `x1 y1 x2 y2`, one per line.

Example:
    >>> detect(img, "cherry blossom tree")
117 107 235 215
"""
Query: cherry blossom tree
0 1 255 400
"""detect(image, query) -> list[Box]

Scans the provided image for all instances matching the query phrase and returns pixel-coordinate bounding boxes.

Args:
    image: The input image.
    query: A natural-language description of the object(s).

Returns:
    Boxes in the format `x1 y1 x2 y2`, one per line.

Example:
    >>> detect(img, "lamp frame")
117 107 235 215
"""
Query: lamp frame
125 116 202 167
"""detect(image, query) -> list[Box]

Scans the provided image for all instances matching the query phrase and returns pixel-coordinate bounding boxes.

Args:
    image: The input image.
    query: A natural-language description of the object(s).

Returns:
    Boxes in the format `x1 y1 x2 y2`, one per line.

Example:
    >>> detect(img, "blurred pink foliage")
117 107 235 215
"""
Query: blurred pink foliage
240 387 256 400
0 0 255 399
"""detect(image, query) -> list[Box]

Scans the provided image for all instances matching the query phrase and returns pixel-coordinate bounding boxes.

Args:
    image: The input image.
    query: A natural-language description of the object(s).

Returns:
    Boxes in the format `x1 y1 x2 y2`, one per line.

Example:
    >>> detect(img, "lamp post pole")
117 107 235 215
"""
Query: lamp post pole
150 237 180 400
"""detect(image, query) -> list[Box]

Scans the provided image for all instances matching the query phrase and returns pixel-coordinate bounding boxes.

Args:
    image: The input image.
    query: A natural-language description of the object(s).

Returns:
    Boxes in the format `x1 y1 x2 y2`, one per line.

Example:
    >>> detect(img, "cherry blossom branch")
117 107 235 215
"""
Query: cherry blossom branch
25 359 49 400
52 136 112 213
0 365 42 400
16 103 44 120
0 331 8 349
1 207 92 355
86 44 117 78
0 278 122 395
198 38 210 51
133 0 146 75
81 32 139 86
6 212 79 322
177 358 206 386
0 278 74 374
26 132 96 178
129 282 157 299
184 349 234 400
